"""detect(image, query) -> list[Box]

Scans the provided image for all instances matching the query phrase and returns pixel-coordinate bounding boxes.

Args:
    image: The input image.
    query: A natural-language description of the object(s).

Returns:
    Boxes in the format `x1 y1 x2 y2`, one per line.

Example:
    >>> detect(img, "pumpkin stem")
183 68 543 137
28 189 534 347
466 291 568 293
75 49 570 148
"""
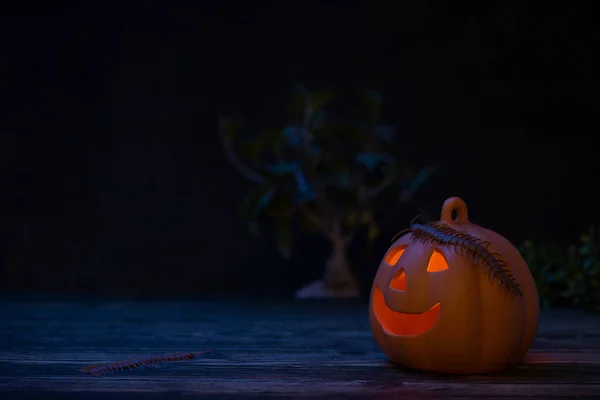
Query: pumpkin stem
440 197 469 224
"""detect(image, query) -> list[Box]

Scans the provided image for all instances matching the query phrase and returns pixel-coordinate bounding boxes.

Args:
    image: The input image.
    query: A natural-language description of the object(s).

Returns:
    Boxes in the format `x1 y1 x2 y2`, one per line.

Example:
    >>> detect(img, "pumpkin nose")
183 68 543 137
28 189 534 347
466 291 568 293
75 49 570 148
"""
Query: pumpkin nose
384 266 432 313
389 268 407 291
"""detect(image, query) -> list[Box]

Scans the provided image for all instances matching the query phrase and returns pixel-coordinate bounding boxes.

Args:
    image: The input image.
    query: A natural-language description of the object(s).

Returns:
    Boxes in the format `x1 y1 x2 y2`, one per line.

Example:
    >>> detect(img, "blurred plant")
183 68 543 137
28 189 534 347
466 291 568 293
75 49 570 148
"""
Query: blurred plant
219 85 439 297
520 226 600 310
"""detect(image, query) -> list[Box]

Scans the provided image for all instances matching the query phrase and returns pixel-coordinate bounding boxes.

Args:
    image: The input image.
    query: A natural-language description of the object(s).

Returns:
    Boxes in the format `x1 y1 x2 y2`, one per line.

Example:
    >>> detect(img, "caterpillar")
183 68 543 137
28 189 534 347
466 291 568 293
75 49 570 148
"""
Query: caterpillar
391 216 522 297
80 350 211 375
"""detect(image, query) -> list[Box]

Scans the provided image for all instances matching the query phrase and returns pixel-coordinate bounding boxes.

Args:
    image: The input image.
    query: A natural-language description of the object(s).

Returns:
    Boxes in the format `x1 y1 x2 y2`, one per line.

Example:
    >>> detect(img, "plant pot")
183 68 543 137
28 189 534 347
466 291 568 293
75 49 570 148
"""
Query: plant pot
295 248 360 299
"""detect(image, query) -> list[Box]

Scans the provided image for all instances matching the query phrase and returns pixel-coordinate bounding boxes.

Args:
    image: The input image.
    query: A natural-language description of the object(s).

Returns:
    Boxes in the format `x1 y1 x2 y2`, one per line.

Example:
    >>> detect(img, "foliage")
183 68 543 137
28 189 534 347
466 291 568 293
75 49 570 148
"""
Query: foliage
220 84 439 263
520 226 600 310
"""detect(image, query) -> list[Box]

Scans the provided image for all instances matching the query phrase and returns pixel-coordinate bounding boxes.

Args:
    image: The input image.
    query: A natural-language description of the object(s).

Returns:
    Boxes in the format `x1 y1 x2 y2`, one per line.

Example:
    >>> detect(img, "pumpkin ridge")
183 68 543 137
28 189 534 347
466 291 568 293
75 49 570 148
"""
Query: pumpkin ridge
401 221 522 297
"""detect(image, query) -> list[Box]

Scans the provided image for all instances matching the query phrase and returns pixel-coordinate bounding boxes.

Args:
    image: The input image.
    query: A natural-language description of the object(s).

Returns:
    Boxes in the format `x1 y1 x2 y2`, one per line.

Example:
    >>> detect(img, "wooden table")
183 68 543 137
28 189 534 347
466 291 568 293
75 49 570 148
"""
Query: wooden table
1 299 599 399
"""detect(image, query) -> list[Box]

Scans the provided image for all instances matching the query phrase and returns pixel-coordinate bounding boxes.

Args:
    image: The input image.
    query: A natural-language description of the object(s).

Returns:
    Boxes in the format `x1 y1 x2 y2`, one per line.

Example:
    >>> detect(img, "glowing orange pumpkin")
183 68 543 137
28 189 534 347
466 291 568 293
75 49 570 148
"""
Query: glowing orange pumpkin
369 197 539 374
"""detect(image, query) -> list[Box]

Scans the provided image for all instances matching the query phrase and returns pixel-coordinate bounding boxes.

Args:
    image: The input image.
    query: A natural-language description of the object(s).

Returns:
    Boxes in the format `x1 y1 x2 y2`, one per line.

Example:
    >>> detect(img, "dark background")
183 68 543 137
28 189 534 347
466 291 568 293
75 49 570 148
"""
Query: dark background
2 1 598 299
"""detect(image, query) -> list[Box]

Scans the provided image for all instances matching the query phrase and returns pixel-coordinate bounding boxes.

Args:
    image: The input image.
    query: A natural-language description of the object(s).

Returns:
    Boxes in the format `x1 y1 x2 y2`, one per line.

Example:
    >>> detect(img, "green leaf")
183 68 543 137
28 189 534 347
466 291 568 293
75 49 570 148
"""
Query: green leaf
265 193 296 217
520 232 600 309
381 159 413 181
367 223 380 241
219 116 245 141
345 211 358 227
311 90 336 110
240 186 273 217
355 153 393 171
239 136 266 162
345 210 374 228
282 126 304 147
360 211 374 224
316 172 353 190
293 168 310 196
263 127 286 156
313 122 364 144
581 234 591 243
264 162 300 175
296 213 320 233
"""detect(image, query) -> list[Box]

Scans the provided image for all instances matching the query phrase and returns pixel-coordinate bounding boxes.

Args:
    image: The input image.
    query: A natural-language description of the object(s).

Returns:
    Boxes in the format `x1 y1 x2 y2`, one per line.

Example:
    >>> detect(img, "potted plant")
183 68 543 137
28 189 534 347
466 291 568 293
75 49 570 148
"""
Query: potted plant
220 85 438 298
520 226 600 310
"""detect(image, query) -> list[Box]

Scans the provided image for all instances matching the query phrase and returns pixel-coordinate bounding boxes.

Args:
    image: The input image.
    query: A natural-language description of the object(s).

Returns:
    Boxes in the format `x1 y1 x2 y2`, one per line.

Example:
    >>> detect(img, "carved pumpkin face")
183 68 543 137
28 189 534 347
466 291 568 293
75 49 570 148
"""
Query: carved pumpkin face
369 197 540 374
371 245 446 336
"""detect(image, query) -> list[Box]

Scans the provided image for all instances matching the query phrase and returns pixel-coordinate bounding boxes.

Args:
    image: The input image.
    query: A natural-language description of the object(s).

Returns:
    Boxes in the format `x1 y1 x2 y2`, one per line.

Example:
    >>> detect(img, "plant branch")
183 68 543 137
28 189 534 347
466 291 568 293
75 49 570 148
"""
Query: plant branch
299 203 333 241
219 133 268 185
299 94 335 228
360 177 393 202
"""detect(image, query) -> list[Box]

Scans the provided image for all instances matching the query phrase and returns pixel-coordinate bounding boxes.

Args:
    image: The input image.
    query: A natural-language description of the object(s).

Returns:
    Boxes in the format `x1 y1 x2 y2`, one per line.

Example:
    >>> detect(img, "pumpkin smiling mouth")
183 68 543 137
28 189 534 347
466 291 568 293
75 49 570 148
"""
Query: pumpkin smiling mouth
372 286 441 336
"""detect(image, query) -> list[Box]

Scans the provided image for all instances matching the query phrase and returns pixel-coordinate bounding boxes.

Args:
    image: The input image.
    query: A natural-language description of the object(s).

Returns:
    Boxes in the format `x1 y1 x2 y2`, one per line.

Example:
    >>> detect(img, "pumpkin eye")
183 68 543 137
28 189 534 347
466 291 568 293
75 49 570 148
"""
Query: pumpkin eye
384 246 406 266
427 249 449 272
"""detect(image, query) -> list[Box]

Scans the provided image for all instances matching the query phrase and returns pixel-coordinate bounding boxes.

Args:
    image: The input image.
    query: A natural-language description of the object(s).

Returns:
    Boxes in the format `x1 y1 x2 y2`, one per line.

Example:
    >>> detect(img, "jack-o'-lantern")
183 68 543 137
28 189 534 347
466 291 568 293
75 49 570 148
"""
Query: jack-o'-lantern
369 197 539 374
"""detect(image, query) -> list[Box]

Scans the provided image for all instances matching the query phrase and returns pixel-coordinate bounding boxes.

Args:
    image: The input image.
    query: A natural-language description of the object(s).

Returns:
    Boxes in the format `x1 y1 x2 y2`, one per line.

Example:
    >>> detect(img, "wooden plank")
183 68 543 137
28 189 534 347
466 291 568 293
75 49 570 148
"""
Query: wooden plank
524 351 600 364
1 300 599 398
